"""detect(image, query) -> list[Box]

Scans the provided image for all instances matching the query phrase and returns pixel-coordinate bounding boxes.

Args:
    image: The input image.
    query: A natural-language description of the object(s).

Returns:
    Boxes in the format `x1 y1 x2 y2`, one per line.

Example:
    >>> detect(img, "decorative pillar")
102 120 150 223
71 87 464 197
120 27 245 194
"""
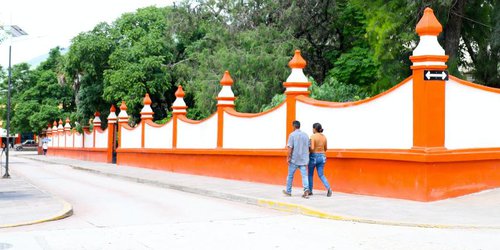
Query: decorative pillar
140 93 154 148
83 119 91 145
57 119 63 147
172 86 187 148
46 123 52 136
283 50 311 139
93 112 101 148
107 105 117 163
410 7 449 151
46 123 52 147
52 121 57 147
64 118 71 147
216 71 236 148
117 101 129 148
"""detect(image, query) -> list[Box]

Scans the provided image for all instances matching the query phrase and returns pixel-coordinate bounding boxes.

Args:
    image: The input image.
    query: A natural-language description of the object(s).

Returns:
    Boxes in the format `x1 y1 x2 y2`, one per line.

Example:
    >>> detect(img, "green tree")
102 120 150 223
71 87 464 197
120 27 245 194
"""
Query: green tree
103 7 175 123
65 23 115 124
176 24 305 118
10 47 74 134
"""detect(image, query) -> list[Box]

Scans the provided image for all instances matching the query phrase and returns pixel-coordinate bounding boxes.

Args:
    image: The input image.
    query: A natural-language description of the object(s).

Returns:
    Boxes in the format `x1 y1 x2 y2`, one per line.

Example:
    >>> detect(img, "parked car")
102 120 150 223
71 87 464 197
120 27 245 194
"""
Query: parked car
15 139 37 151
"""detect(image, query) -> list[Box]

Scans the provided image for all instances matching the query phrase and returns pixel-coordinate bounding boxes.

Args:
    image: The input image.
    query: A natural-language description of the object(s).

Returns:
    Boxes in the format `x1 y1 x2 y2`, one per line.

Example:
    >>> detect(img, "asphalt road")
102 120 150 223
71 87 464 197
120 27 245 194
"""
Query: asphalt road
0 153 498 250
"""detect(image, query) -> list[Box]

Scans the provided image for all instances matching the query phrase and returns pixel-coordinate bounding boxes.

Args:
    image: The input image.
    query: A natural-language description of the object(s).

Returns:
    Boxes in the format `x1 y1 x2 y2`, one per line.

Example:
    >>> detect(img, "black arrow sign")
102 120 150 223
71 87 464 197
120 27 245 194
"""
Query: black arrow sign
424 70 449 81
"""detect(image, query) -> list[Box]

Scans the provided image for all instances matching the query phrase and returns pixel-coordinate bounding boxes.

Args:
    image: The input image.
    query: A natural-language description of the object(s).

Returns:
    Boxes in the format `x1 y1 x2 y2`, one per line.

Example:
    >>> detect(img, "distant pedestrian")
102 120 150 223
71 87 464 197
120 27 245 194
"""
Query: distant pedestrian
283 120 310 198
308 123 332 197
42 141 48 156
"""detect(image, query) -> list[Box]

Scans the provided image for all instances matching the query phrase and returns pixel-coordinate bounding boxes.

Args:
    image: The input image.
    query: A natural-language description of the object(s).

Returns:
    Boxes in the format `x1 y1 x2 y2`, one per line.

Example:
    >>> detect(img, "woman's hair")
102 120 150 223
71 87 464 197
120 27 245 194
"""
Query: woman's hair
313 123 323 133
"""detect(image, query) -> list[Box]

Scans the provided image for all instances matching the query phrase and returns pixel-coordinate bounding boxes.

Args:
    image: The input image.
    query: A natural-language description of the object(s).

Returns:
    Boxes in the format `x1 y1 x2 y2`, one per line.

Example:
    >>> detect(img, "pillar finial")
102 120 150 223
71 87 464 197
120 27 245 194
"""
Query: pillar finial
220 71 234 86
118 101 129 123
108 104 117 124
416 8 442 36
175 85 185 98
57 119 64 132
120 101 127 111
173 85 188 115
93 112 102 128
283 50 310 95
141 93 154 120
217 71 235 107
288 50 306 69
411 7 448 65
64 117 71 131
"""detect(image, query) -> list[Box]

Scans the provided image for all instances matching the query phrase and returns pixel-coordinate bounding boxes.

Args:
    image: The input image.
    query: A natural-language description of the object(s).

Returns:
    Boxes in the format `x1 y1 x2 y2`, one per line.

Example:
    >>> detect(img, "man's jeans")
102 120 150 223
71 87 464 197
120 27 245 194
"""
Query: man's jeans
285 163 309 194
308 153 331 191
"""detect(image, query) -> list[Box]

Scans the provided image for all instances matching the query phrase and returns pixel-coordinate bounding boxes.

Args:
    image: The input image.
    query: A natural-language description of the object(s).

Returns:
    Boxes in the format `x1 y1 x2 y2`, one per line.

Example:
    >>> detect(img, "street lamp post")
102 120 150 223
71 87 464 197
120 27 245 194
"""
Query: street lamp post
1 25 28 178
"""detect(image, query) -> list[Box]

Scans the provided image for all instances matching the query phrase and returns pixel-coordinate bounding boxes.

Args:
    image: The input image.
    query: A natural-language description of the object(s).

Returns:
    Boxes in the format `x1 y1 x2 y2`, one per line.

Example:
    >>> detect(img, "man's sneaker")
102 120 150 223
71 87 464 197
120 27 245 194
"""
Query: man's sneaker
302 191 310 199
327 189 332 197
282 190 291 197
308 192 313 196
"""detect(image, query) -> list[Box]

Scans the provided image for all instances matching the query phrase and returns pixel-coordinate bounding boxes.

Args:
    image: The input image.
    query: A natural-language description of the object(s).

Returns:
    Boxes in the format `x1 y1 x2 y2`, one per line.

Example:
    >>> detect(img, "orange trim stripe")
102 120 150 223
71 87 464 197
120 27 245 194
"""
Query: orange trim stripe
297 76 413 108
450 75 500 94
177 113 217 125
224 101 286 118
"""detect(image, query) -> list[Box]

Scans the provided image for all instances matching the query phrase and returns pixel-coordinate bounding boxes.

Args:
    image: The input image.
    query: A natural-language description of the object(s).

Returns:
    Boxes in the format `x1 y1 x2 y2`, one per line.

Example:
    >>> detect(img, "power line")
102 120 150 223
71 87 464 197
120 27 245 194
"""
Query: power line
451 10 492 29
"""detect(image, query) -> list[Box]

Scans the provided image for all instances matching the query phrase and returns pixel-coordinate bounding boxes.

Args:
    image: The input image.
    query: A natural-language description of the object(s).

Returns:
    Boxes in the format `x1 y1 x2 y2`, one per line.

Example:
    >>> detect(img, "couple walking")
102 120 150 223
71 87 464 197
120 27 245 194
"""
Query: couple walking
283 120 332 199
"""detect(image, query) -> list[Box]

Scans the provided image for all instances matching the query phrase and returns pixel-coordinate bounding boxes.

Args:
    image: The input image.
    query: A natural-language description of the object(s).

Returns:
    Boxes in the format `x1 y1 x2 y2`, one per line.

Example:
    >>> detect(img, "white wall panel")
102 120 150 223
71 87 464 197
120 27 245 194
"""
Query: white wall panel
65 133 73 147
121 124 142 148
145 122 173 149
54 134 60 147
84 132 93 148
74 133 83 148
445 80 500 149
95 130 108 148
296 81 413 149
177 115 217 149
223 105 287 149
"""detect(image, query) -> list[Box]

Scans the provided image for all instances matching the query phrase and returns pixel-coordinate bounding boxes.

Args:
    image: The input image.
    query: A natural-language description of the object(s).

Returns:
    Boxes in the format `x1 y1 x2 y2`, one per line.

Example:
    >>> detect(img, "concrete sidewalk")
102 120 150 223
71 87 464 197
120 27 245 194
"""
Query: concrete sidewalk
20 154 500 229
0 172 73 228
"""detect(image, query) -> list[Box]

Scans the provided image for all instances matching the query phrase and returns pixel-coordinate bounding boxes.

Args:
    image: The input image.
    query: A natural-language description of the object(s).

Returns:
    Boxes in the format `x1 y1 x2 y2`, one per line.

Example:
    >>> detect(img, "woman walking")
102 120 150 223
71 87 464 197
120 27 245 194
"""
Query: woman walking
308 123 332 197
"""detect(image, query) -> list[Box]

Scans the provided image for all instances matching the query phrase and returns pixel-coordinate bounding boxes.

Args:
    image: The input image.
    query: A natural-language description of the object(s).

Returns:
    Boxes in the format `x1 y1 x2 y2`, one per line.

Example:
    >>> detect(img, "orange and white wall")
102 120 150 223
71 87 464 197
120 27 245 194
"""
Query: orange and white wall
47 8 500 202
47 113 110 162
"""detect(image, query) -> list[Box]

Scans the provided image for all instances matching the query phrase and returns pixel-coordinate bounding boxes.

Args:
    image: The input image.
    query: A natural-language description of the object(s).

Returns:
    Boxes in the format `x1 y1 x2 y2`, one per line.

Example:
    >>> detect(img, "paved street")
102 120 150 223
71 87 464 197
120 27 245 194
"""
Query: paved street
0 153 499 249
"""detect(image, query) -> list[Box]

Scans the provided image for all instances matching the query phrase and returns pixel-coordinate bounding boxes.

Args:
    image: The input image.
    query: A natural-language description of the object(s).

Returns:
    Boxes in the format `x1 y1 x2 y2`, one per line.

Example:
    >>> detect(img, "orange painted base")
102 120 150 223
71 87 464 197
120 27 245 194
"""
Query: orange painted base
117 149 288 184
48 147 107 163
330 158 500 201
116 148 500 202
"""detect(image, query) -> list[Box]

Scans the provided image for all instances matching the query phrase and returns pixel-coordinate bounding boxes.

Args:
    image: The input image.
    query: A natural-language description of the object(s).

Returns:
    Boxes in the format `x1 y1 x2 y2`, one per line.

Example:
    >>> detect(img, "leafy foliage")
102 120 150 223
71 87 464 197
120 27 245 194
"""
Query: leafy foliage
310 77 367 102
6 48 74 133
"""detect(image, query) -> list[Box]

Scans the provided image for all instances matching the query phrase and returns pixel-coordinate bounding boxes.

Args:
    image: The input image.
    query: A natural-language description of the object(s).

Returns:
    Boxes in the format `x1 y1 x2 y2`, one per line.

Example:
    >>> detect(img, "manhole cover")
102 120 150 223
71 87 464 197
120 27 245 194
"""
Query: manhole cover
0 243 13 249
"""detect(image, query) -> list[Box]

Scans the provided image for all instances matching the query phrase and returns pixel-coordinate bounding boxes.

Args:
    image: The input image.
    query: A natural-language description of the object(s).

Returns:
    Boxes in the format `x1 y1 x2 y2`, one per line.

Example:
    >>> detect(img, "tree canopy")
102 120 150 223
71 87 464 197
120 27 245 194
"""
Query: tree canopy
0 0 497 133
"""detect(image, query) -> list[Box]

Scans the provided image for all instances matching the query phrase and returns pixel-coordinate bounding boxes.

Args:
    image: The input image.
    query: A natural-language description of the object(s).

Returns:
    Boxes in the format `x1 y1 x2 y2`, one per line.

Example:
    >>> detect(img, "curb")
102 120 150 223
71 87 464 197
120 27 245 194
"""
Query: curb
19 155 500 230
0 195 73 229
256 199 500 230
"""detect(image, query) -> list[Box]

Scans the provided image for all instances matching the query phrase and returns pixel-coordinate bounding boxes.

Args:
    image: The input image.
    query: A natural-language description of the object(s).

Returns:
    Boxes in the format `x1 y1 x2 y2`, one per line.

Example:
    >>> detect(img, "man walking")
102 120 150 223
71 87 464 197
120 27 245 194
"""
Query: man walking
283 120 310 198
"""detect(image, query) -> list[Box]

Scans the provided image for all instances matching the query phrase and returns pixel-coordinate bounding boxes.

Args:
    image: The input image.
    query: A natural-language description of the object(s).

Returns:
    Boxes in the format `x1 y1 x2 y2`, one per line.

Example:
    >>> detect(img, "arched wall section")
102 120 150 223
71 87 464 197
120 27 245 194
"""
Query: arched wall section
53 134 59 147
445 78 500 149
66 133 73 147
177 115 218 149
95 130 108 148
296 80 414 149
223 104 287 149
121 125 142 148
84 132 93 148
145 122 173 149
74 133 83 147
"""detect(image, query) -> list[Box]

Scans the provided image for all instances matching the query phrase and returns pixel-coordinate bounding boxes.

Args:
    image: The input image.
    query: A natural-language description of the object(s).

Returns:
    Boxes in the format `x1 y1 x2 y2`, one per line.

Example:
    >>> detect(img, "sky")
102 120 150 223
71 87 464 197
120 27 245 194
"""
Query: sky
0 0 176 68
